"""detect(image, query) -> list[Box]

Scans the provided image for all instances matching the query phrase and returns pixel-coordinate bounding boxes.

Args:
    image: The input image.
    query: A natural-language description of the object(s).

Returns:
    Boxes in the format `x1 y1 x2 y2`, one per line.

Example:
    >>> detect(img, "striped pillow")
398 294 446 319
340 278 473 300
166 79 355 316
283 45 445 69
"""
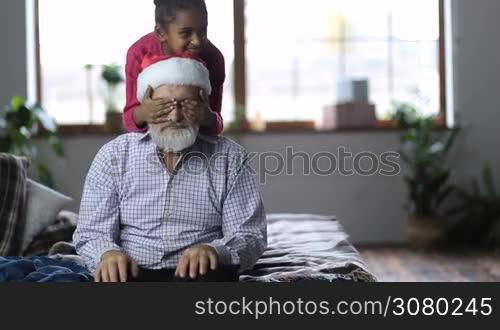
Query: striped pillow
0 153 30 256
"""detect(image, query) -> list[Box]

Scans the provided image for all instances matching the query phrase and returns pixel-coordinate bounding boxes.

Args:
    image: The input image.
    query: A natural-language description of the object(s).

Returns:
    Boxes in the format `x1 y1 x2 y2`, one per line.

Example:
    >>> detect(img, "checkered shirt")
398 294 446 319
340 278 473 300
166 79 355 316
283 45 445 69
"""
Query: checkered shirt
73 133 267 273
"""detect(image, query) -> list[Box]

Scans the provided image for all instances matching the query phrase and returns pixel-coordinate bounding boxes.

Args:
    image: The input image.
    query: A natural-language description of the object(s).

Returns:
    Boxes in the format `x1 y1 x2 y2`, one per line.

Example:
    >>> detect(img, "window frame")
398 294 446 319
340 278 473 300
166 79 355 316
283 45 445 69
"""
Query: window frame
34 0 446 135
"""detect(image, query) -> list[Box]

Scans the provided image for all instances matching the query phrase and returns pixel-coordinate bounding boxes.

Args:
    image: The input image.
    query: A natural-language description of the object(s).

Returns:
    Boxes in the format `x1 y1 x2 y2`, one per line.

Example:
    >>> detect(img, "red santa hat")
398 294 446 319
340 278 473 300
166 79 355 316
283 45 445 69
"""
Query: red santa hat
136 52 212 102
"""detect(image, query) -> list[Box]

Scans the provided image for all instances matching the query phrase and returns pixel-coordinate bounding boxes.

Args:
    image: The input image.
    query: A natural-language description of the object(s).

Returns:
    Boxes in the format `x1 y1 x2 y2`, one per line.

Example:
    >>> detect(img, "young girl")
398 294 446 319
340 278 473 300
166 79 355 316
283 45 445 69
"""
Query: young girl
123 0 224 135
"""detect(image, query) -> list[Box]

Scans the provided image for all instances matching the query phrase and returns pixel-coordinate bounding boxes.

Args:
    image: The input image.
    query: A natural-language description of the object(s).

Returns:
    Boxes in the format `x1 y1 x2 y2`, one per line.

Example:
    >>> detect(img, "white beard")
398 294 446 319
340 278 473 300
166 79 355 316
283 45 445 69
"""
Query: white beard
149 124 199 153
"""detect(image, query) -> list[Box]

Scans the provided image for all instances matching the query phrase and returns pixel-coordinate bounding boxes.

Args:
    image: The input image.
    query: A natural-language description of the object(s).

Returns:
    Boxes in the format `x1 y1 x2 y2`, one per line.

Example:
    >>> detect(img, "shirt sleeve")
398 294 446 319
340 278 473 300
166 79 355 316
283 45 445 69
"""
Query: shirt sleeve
72 143 123 272
206 155 267 272
123 47 147 132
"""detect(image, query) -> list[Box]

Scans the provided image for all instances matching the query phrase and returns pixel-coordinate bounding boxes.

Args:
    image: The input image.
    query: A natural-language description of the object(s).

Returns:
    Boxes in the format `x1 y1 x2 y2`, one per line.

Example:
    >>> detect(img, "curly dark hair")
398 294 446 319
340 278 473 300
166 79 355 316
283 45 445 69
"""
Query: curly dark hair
154 0 207 25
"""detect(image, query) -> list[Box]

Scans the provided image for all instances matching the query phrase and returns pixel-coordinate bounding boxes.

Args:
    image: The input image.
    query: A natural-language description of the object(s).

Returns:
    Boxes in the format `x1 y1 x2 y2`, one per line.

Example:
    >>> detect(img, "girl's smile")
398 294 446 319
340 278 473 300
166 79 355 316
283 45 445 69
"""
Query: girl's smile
156 8 208 55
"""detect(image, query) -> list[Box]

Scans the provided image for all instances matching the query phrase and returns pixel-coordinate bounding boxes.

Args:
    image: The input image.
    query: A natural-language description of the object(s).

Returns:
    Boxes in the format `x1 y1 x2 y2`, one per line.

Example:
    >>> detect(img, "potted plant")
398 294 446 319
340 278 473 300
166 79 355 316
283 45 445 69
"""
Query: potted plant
393 102 460 248
0 96 63 188
445 163 500 254
101 63 124 133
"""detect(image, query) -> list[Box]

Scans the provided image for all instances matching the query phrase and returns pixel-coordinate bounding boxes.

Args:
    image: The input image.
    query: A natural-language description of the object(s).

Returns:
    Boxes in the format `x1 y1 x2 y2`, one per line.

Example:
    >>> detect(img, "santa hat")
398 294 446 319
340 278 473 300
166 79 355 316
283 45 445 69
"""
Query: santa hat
136 52 212 102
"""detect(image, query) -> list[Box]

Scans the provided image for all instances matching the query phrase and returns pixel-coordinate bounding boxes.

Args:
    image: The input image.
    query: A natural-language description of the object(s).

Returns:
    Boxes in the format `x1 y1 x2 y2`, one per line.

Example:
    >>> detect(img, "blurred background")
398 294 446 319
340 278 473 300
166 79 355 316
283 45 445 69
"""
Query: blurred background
36 0 441 126
1 0 500 281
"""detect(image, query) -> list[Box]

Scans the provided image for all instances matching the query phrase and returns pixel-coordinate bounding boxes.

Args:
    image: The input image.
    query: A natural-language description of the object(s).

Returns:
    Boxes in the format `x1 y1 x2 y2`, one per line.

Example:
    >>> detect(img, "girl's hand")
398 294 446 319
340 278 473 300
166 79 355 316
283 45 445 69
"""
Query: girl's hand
134 86 177 126
181 89 215 127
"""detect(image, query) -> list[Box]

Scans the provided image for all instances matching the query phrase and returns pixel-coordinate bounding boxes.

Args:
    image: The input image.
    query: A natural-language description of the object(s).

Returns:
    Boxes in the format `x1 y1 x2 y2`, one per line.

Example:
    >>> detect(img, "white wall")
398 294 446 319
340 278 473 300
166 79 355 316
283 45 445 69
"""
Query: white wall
35 131 407 243
451 0 500 181
0 0 28 107
4 0 500 243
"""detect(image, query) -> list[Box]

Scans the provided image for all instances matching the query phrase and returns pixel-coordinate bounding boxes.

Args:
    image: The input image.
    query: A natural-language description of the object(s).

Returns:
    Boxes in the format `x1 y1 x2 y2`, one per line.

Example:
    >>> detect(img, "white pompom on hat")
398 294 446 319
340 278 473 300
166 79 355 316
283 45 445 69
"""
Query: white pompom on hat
136 52 212 102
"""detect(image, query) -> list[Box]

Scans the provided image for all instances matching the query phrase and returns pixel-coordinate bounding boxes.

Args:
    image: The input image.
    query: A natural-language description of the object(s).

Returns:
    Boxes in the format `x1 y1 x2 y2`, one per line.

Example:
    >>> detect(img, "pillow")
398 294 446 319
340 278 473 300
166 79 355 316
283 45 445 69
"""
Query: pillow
22 179 72 252
23 212 77 257
0 153 30 256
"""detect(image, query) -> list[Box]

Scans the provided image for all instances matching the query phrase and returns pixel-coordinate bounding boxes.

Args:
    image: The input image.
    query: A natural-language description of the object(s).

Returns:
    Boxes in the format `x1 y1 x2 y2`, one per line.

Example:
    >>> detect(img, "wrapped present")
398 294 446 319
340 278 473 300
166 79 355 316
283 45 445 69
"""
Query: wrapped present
322 102 377 130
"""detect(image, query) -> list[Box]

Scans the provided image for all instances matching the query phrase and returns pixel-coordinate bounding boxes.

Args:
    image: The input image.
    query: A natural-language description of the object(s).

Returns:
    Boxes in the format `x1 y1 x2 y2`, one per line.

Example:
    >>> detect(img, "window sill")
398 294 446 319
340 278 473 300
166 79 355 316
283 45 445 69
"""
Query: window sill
57 124 125 136
56 122 448 137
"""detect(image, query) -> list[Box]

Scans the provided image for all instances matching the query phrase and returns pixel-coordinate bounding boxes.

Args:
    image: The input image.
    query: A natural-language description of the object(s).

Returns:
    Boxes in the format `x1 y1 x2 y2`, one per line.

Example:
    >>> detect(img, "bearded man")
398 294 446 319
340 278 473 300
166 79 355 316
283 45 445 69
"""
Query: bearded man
73 54 267 282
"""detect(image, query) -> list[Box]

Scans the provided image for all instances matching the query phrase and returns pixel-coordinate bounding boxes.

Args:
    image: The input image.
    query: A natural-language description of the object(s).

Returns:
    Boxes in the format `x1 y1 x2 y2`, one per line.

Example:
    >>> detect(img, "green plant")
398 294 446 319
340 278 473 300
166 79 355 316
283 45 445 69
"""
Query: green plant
0 96 63 187
393 102 460 218
446 163 500 251
391 101 420 128
101 64 124 113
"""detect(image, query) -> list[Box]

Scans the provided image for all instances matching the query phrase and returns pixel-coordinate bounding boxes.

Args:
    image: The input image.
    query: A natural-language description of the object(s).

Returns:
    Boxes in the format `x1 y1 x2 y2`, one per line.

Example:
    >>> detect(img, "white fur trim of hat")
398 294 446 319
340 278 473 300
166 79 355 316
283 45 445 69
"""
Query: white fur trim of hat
137 57 212 102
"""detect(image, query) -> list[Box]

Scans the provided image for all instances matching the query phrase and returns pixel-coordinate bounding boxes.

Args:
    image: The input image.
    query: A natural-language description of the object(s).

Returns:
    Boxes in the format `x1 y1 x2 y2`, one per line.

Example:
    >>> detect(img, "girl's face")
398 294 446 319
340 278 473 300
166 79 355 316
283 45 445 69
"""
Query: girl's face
156 8 208 55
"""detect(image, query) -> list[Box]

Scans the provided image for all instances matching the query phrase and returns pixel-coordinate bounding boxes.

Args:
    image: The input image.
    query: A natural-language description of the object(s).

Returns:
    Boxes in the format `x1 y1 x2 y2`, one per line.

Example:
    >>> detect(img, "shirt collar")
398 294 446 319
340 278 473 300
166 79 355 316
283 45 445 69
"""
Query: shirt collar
138 132 151 142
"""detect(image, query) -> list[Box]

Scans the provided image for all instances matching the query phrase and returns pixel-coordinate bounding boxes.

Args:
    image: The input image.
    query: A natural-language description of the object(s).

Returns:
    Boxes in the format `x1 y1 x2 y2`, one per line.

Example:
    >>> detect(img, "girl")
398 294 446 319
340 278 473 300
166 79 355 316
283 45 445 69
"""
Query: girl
123 0 224 135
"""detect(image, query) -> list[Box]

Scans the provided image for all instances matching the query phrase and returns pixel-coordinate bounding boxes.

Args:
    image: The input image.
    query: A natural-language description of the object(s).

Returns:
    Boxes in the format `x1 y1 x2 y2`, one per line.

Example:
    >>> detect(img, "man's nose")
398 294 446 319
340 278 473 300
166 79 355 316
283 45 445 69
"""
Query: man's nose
169 104 184 123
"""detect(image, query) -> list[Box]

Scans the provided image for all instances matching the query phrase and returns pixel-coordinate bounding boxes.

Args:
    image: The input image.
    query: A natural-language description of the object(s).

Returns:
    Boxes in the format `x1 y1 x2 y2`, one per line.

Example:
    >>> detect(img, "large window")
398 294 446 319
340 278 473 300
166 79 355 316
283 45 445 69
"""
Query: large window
38 0 234 125
246 0 441 126
38 0 442 129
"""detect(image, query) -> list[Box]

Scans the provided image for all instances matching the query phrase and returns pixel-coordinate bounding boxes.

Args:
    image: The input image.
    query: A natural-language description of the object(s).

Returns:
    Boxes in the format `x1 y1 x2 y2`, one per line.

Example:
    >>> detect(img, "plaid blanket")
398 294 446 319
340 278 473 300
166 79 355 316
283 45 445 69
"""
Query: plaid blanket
240 214 377 282
0 154 29 256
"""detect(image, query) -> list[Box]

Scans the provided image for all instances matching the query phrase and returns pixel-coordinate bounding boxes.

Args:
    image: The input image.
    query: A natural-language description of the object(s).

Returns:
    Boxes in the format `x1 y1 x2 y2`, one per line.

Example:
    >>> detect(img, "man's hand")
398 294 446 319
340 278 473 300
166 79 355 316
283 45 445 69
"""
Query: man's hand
175 244 219 279
95 250 139 283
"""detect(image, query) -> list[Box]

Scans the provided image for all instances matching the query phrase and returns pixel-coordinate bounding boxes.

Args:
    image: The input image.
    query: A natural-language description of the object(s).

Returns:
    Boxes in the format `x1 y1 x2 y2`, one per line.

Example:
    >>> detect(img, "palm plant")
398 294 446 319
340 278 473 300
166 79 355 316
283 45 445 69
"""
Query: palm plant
393 103 460 218
446 163 500 252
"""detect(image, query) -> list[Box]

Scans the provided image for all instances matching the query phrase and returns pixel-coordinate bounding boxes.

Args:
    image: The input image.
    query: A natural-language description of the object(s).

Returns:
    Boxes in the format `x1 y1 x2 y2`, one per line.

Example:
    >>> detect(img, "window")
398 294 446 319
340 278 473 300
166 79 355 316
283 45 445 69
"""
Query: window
38 0 234 125
37 0 443 130
245 0 442 126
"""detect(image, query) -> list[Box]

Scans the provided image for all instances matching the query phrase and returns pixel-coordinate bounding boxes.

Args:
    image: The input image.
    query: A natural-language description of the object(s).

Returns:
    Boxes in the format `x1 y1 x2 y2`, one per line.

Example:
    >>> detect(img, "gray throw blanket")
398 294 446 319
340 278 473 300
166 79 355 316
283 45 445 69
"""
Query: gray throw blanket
0 154 29 256
239 214 377 282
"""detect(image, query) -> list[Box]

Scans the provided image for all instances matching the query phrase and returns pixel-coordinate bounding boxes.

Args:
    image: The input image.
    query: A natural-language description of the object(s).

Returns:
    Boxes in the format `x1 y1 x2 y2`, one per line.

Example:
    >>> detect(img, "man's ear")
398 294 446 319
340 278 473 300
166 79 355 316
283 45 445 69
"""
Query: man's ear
200 89 209 104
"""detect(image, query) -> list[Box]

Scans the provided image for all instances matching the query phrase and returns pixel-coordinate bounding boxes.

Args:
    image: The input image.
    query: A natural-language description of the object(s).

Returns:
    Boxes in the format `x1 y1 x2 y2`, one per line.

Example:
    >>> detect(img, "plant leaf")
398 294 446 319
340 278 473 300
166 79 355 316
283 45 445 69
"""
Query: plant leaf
436 185 455 208
10 96 25 112
34 162 54 188
32 104 57 133
481 162 497 197
48 135 64 157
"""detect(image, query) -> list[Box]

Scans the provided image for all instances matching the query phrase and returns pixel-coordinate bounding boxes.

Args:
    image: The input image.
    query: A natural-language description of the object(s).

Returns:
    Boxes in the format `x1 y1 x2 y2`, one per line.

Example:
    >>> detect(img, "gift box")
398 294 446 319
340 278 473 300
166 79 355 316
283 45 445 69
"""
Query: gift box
337 79 369 104
322 102 377 130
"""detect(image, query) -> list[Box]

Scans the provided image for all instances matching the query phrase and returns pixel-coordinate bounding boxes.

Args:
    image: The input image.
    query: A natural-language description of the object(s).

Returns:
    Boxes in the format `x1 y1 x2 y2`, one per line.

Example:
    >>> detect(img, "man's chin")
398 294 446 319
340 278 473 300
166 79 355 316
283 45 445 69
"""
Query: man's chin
150 125 199 153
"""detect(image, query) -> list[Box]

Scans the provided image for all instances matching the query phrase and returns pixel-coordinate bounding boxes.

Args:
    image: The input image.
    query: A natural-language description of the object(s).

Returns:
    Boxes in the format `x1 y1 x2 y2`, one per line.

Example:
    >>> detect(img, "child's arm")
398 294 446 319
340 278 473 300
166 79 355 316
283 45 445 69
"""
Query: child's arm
123 48 146 132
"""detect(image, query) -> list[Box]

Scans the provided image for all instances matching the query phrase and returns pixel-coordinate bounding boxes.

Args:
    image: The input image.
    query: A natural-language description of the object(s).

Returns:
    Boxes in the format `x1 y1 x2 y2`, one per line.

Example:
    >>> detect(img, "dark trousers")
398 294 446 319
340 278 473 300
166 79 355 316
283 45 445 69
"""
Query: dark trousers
130 265 240 282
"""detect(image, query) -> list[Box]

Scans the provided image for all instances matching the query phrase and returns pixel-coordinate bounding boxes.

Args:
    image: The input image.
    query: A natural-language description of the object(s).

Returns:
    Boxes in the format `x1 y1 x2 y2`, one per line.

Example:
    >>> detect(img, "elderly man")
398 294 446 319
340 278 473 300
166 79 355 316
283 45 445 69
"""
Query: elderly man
73 54 267 282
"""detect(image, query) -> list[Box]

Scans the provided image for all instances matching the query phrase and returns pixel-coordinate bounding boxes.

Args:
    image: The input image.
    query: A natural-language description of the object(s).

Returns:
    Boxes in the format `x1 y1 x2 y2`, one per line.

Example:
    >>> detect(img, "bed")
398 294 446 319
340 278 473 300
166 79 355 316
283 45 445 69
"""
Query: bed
45 213 376 282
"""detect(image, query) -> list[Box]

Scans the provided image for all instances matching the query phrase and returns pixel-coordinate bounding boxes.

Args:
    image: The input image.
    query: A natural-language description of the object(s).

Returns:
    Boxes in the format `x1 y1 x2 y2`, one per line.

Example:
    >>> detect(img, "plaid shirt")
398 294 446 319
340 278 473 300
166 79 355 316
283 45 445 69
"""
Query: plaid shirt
73 133 267 273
